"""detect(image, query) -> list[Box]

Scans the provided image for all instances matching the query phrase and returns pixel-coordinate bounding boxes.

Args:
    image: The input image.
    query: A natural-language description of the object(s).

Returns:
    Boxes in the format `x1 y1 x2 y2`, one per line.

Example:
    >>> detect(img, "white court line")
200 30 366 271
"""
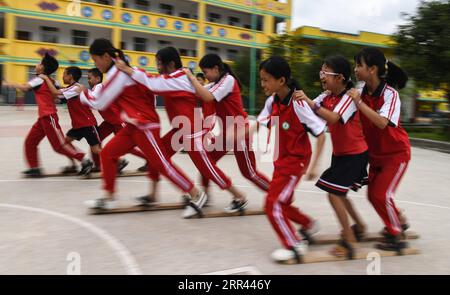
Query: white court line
201 266 263 275
0 203 143 275
1 178 450 211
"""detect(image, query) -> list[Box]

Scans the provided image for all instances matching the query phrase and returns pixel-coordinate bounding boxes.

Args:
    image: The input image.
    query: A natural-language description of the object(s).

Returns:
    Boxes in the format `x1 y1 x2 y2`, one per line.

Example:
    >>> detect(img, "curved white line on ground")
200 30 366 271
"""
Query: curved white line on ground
1 178 450 211
0 203 143 275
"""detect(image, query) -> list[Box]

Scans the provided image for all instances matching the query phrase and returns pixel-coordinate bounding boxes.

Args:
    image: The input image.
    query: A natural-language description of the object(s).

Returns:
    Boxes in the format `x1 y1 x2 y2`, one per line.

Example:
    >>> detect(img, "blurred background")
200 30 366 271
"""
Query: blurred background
0 0 449 142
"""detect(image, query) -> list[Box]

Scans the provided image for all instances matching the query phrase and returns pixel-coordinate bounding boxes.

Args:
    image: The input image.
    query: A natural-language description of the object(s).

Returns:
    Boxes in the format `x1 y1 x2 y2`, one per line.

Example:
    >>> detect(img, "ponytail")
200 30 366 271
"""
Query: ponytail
385 61 408 90
355 47 408 90
200 54 242 88
89 38 130 67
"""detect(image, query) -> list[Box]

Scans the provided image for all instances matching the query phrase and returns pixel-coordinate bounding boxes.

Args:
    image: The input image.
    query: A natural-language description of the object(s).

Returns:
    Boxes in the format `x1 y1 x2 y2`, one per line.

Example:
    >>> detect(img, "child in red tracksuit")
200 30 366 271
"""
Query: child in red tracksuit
184 54 271 205
80 38 205 211
41 66 97 176
86 68 146 173
347 47 411 252
3 53 87 177
256 56 326 263
294 55 369 259
115 47 247 218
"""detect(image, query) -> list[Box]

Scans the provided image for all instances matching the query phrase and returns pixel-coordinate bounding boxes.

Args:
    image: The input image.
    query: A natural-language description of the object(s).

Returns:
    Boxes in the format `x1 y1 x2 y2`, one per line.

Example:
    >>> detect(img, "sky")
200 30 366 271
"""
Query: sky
291 0 426 35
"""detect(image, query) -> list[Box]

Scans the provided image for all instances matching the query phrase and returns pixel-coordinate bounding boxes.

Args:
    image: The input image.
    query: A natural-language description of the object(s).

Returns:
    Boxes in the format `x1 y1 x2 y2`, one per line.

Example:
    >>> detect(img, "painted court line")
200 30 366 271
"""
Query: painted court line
0 203 143 275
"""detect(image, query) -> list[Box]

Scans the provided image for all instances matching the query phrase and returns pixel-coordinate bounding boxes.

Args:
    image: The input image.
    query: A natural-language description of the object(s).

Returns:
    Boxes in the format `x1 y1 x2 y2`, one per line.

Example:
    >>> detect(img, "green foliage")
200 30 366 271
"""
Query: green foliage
393 0 450 94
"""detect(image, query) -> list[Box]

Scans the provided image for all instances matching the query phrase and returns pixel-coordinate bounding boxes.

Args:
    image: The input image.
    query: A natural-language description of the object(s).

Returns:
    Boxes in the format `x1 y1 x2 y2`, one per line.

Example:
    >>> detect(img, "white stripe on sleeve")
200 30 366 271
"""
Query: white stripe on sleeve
333 94 357 124
379 87 401 127
293 100 326 136
257 95 274 127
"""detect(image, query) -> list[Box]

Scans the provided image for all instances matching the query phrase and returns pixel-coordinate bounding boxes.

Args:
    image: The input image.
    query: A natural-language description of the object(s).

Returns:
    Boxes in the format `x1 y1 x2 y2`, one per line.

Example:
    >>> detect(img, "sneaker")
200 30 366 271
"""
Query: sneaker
117 159 129 174
79 159 94 176
224 199 248 213
61 165 78 174
380 223 410 239
91 166 101 173
182 193 211 207
271 240 309 264
84 198 118 210
135 196 157 206
182 191 208 218
22 168 43 178
137 164 148 172
376 233 408 253
299 219 320 245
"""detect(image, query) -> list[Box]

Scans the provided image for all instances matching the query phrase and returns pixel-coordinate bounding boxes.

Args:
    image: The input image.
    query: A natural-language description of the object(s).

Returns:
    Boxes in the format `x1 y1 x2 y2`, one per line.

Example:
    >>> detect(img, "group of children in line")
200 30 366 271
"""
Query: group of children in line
3 38 412 263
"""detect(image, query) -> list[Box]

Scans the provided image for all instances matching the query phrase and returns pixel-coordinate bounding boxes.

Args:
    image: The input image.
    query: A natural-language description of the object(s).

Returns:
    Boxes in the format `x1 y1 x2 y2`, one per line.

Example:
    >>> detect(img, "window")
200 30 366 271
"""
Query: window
72 30 89 46
228 16 240 26
158 40 172 49
207 46 219 53
120 41 127 50
84 0 111 5
40 26 59 44
179 13 190 19
133 37 147 52
135 0 150 10
179 48 195 57
208 13 221 22
159 4 173 15
16 31 31 41
0 12 4 39
78 69 89 88
227 49 238 61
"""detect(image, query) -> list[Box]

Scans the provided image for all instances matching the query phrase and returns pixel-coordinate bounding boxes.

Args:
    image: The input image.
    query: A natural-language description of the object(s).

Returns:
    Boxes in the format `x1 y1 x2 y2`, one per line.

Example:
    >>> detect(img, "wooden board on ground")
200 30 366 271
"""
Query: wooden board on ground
82 171 147 179
186 209 265 219
312 231 420 245
279 247 420 265
22 173 78 178
89 202 185 215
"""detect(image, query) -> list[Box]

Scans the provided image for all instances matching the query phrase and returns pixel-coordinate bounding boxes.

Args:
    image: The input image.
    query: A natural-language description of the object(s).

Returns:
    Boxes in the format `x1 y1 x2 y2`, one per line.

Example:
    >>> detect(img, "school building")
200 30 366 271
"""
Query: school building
0 0 291 105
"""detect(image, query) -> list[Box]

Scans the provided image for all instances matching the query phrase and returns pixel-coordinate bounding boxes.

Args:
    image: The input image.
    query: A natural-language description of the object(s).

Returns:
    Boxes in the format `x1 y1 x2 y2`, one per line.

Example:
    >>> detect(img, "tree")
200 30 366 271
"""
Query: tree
393 0 450 97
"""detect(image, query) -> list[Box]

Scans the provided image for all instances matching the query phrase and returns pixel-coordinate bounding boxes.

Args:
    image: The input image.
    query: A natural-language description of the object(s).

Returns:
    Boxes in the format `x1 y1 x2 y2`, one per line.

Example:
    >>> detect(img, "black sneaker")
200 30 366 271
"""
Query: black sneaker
135 196 157 206
137 163 148 172
22 168 43 178
61 165 78 174
224 199 248 213
79 159 94 176
91 166 101 173
376 233 408 253
117 159 129 174
380 223 410 239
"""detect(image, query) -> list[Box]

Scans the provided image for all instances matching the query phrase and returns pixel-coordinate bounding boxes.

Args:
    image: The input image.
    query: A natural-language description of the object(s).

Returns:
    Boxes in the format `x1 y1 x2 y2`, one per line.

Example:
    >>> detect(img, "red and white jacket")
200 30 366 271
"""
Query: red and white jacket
80 66 160 129
257 89 326 173
60 83 97 129
359 81 410 166
130 68 202 136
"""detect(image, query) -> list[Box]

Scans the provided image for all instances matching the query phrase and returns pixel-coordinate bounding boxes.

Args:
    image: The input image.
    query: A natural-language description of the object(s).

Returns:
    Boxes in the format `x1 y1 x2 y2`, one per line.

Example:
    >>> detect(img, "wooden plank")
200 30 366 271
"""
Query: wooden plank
278 247 421 265
312 231 420 245
81 171 147 179
89 202 185 215
186 209 265 219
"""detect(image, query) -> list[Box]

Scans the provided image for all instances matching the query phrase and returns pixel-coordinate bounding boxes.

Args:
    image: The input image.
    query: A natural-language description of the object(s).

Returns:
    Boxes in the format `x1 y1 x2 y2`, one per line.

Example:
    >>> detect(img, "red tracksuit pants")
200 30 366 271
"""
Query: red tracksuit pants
92 120 147 167
100 124 193 194
265 159 313 249
151 128 232 190
201 131 270 191
368 161 409 236
24 114 85 168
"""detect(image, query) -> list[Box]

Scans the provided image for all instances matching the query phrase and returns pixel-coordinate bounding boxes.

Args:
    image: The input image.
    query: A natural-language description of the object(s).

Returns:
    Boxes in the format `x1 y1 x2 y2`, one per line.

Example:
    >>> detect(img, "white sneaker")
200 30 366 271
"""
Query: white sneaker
271 240 309 263
84 198 118 210
182 191 208 218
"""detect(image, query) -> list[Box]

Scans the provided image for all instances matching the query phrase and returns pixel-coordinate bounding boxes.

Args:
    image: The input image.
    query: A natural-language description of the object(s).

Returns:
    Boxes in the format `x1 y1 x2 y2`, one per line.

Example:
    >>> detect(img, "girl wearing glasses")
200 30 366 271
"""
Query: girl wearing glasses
294 56 368 259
